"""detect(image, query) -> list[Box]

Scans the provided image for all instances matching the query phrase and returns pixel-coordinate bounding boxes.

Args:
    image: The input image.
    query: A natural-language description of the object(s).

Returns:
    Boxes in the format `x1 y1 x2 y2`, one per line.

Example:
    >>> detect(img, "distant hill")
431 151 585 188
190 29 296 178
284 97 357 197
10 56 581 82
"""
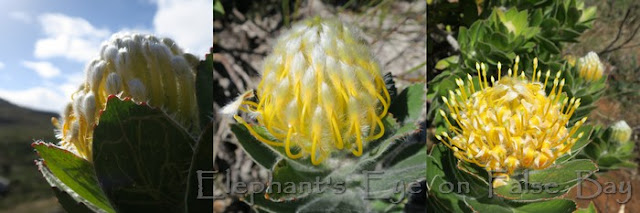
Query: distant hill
0 98 61 211
0 99 57 125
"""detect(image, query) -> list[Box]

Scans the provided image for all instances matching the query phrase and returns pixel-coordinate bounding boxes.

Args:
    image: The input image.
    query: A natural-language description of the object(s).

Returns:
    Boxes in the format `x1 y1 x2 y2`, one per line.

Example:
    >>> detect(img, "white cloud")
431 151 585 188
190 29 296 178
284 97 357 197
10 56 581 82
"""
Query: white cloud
57 72 85 99
10 2 213 112
34 13 110 62
153 0 212 57
0 87 66 112
0 61 5 70
22 61 62 78
0 71 83 113
8 11 32 23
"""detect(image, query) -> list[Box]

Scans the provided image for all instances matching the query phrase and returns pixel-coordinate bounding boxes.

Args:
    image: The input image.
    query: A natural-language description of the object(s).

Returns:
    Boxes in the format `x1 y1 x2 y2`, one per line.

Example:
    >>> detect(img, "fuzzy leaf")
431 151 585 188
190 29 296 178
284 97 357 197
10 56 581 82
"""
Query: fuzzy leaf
364 147 426 199
388 83 426 124
231 124 282 169
243 192 312 213
265 158 332 201
296 189 367 213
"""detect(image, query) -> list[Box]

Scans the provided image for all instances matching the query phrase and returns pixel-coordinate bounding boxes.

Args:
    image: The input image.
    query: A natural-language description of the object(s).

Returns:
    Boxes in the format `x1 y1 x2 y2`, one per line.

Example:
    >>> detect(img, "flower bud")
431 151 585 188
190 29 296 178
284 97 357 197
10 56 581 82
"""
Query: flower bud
564 54 576 67
55 33 199 160
611 120 632 144
577 51 605 82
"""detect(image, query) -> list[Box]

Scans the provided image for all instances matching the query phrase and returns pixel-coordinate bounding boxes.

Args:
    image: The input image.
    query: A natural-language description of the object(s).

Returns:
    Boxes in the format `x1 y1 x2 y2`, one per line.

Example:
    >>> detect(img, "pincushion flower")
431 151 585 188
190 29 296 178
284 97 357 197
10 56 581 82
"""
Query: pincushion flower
224 17 391 165
52 33 199 161
436 57 587 187
577 51 604 82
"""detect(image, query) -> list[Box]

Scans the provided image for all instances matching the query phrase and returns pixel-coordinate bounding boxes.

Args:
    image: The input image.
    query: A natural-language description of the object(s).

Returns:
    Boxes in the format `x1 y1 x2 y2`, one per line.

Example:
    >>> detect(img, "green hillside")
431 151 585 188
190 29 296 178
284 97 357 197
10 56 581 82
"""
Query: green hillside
0 99 61 211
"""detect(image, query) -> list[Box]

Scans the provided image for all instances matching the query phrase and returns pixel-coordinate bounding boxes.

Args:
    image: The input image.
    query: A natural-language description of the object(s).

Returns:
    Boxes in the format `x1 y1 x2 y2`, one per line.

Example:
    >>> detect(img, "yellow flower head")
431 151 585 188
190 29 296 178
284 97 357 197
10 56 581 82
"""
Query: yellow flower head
228 17 391 165
436 57 587 187
53 33 199 161
577 51 604 82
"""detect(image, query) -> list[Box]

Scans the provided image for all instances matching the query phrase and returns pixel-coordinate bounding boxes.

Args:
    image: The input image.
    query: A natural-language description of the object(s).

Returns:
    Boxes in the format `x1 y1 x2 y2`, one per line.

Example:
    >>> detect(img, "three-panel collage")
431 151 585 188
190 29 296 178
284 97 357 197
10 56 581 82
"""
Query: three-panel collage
0 0 638 212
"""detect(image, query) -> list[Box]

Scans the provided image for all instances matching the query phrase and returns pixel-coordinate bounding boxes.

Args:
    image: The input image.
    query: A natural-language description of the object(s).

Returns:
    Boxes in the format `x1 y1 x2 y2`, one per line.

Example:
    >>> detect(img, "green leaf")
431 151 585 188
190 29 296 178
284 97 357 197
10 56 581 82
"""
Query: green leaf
244 192 312 213
196 49 214 129
579 6 597 23
435 56 459 70
616 141 635 156
213 0 225 15
231 121 332 168
231 124 282 169
296 189 367 213
357 116 417 171
555 3 566 24
428 144 579 212
388 83 426 124
266 158 332 200
92 97 196 212
566 7 581 26
536 35 561 54
426 145 475 212
465 197 577 213
361 114 401 154
597 155 625 168
531 9 544 26
364 148 426 199
493 159 598 201
556 125 594 163
185 122 214 213
246 189 367 213
35 160 105 213
574 201 597 213
33 143 115 213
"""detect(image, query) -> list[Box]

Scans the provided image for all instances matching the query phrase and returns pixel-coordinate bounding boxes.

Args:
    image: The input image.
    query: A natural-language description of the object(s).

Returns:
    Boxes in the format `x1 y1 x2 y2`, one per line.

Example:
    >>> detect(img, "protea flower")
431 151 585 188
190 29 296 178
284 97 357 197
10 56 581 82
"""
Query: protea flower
436 57 587 187
224 17 391 165
577 51 604 82
52 33 199 161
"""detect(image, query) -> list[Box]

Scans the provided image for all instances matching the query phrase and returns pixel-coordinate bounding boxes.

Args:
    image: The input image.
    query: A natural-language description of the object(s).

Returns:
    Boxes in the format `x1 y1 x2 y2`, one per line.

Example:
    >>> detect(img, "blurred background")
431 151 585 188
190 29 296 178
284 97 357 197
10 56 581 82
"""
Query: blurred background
564 0 640 211
0 0 211 212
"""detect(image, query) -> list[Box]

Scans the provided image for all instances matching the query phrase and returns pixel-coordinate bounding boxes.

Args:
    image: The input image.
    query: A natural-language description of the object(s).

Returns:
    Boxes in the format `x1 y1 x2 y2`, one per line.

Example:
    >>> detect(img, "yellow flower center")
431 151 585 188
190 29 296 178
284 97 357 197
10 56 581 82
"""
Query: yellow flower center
436 57 587 187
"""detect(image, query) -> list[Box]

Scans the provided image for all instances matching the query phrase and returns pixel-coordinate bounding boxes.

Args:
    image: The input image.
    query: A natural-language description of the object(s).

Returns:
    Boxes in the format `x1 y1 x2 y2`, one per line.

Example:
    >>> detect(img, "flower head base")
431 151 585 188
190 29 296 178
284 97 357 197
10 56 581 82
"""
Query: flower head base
436 57 587 187
53 33 199 161
611 120 632 144
577 51 604 82
228 17 391 165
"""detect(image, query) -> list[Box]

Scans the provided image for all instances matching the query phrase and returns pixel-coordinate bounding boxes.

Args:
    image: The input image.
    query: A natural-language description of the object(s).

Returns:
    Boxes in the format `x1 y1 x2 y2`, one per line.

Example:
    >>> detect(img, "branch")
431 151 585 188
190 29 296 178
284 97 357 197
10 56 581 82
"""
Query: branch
601 19 640 54
599 8 631 55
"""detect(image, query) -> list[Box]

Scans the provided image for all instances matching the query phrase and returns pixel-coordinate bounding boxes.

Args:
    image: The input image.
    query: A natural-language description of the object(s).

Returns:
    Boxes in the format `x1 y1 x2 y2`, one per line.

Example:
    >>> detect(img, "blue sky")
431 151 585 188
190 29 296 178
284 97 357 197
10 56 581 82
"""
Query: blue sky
0 0 212 112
